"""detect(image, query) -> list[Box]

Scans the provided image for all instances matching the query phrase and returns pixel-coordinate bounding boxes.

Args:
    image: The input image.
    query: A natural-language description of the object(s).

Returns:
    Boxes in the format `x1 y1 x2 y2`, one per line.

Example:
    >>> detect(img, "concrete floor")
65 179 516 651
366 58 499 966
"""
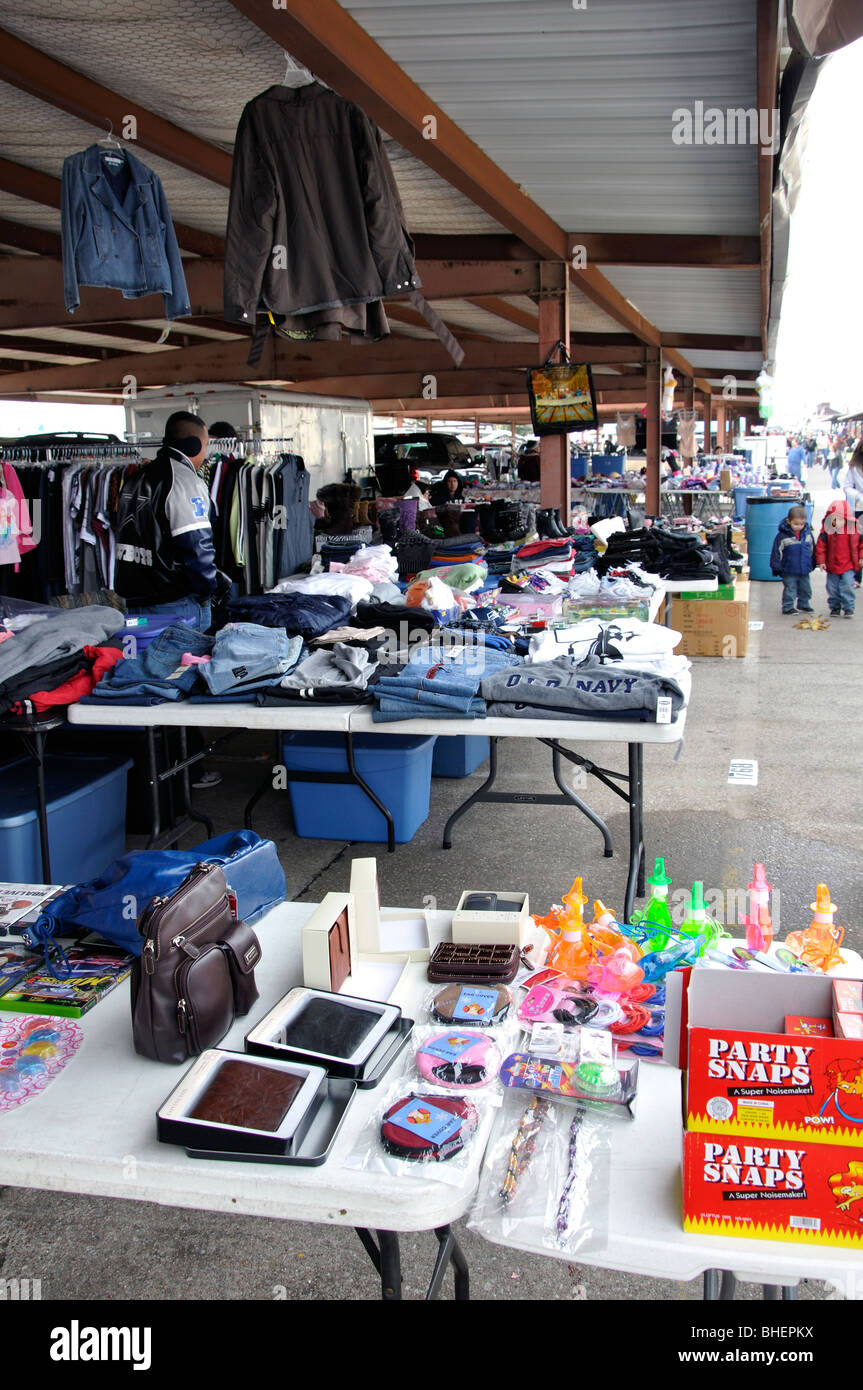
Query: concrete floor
1 468 859 1301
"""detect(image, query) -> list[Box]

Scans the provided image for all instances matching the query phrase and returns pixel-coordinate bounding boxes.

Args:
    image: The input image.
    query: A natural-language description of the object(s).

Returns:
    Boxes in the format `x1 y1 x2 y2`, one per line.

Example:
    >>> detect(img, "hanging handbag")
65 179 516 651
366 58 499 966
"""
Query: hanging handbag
130 861 261 1064
526 341 598 437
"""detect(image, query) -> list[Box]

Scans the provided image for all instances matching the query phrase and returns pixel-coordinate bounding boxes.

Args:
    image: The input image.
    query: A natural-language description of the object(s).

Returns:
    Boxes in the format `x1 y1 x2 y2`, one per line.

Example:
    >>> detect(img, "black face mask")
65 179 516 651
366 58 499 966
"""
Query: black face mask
169 435 204 459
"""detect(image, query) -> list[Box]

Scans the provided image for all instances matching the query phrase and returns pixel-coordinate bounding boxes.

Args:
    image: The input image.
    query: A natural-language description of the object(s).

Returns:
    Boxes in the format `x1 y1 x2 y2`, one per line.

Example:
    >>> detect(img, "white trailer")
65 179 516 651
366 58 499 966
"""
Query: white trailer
124 384 373 489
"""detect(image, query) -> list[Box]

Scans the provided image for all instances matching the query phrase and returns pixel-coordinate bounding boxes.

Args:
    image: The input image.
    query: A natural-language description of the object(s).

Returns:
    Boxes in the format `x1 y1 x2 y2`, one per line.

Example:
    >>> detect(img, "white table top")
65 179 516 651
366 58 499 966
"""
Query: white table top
0 904 494 1233
3 903 859 1294
660 578 719 595
479 1057 863 1298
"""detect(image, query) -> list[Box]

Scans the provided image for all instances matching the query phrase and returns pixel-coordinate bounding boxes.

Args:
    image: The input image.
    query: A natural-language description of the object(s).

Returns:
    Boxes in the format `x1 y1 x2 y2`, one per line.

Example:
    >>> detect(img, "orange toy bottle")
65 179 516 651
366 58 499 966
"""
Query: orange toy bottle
547 877 593 978
785 884 845 973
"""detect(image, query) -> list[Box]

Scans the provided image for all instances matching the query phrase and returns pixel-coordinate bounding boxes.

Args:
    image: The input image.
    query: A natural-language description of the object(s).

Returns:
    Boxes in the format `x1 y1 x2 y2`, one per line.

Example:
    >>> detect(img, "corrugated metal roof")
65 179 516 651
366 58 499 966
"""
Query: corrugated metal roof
0 2 505 236
343 0 760 235
602 267 762 336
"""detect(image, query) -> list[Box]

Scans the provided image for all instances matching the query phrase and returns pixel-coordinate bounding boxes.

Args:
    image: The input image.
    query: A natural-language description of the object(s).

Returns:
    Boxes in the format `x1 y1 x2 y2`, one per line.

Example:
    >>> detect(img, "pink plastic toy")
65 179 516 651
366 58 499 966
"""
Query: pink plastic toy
742 862 774 952
586 948 645 993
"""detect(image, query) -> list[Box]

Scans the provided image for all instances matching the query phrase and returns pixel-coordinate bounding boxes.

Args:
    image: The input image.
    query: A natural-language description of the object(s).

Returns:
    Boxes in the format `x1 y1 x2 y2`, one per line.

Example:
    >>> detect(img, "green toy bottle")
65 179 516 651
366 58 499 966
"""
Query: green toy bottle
679 881 719 956
631 857 674 949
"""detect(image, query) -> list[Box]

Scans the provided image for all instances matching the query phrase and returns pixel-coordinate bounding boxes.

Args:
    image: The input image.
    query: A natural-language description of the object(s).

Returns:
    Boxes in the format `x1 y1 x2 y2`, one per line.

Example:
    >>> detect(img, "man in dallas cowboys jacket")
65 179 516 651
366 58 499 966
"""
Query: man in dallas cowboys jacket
114 412 230 630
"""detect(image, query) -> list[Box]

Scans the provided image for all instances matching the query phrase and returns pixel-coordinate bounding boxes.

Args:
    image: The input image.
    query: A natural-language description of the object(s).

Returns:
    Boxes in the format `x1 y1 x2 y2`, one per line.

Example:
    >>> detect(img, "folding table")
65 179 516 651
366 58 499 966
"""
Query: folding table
68 694 689 924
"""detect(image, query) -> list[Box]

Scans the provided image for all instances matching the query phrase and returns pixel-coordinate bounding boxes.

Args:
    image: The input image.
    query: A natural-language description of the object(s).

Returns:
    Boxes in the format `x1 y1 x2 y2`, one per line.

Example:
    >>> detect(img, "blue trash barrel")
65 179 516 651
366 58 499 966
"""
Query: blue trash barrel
733 484 766 520
746 497 813 582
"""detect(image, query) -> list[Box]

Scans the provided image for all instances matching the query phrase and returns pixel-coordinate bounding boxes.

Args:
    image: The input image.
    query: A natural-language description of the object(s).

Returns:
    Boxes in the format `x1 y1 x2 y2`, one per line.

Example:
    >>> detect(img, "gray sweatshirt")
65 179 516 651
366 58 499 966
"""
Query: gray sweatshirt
0 606 126 686
481 657 685 721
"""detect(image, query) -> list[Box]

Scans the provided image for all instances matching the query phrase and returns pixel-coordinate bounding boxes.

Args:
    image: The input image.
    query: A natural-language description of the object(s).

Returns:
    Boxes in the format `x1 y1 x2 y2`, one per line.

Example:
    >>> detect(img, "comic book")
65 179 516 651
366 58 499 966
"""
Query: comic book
0 945 44 996
0 944 134 1017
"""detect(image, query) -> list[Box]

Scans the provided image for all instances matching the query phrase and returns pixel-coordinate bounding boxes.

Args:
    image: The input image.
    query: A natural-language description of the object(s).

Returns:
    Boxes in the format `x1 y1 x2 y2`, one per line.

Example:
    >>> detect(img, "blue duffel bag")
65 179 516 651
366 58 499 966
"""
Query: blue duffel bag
25 830 285 962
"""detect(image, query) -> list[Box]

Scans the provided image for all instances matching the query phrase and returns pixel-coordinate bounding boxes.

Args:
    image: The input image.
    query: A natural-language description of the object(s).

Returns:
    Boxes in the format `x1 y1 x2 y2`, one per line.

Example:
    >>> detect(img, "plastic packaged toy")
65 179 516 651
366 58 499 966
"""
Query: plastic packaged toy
415 1031 502 1090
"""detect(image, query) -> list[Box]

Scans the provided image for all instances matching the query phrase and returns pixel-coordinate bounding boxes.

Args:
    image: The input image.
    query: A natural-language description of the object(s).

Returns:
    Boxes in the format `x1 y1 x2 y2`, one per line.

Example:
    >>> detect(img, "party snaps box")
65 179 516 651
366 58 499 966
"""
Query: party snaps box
683 1130 863 1249
686 971 863 1147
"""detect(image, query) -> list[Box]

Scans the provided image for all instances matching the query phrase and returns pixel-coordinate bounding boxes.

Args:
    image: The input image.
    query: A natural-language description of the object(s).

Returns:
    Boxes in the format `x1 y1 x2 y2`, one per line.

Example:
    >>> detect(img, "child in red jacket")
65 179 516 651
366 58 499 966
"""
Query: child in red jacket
815 499 861 618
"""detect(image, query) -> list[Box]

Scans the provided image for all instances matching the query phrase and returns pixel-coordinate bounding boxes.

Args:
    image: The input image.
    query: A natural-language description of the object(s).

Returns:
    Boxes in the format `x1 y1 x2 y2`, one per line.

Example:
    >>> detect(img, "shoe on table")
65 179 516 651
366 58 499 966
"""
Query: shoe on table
192 769 223 789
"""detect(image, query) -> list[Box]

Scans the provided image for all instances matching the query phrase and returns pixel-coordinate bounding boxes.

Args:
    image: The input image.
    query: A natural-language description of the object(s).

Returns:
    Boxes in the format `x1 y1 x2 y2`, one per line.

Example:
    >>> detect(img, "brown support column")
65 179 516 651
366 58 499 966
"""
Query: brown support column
704 393 713 454
716 403 726 457
645 347 661 515
474 419 480 446
537 263 571 516
425 417 432 432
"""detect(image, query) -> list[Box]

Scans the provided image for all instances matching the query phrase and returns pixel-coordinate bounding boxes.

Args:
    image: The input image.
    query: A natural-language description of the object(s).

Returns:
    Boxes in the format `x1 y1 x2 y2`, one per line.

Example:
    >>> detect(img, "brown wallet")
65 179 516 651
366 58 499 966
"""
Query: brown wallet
427 942 520 985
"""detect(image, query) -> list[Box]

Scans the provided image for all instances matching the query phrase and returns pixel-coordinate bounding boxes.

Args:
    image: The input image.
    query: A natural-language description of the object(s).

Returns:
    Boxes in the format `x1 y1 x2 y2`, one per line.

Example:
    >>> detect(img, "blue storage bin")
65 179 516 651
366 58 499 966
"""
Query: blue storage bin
281 733 437 843
432 735 490 778
733 484 766 519
571 454 589 480
745 497 813 582
0 754 132 883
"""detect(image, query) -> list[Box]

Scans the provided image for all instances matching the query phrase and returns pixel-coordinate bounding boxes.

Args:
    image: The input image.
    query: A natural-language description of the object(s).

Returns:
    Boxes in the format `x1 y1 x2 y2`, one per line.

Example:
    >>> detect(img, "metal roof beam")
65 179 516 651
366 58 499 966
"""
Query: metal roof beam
567 233 760 268
0 28 232 189
758 0 781 351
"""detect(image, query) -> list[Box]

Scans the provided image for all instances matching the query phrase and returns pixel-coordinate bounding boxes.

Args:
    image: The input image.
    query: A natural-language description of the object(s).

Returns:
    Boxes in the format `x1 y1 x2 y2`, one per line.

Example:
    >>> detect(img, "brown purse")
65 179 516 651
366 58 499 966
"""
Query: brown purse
130 861 261 1063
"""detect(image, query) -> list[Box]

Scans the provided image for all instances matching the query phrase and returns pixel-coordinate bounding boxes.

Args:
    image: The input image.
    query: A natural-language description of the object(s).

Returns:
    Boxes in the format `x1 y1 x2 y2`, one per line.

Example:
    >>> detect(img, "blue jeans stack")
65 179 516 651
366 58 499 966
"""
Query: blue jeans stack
82 624 214 704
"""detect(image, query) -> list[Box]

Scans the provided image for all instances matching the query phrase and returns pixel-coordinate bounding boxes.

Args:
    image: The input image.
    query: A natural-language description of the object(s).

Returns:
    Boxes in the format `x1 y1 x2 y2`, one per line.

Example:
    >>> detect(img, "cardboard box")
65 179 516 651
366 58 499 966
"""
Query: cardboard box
301 892 356 993
785 1016 834 1038
673 580 749 658
678 577 748 602
686 971 863 1146
834 981 863 1016
451 891 531 946
348 857 430 962
683 1129 863 1248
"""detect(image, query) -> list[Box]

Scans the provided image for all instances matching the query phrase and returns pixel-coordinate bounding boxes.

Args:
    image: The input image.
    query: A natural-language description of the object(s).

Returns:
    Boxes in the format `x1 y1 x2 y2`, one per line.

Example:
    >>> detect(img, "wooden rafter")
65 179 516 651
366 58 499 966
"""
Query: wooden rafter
0 28 232 188
0 158 224 259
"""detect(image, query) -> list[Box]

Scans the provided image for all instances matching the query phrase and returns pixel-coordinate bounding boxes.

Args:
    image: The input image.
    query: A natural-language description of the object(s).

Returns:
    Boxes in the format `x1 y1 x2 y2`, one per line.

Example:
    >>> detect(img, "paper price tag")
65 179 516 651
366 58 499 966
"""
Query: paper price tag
656 696 672 724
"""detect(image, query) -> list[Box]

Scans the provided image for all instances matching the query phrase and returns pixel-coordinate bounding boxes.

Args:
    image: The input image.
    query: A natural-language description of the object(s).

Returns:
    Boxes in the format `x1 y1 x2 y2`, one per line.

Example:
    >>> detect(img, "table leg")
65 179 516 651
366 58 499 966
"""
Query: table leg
144 729 162 849
32 728 52 882
762 1284 782 1300
703 1269 721 1300
244 733 281 830
550 743 613 856
427 1226 470 1301
442 737 499 849
720 1272 737 1300
177 726 215 838
344 733 395 854
354 1227 402 1299
624 743 645 922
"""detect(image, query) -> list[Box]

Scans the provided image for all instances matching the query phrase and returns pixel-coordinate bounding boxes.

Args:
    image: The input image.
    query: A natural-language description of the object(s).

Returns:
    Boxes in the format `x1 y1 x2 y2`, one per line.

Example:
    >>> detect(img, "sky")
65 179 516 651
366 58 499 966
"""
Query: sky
773 35 863 426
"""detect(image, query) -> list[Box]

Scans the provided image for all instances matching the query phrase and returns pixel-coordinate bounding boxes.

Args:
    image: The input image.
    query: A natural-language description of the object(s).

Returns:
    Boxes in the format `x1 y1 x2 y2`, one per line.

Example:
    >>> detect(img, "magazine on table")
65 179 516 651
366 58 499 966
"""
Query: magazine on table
0 883 69 939
0 943 135 1018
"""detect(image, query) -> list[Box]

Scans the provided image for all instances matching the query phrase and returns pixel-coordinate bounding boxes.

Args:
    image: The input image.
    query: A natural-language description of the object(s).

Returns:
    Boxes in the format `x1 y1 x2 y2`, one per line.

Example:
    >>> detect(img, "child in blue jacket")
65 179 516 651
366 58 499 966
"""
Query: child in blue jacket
770 505 816 614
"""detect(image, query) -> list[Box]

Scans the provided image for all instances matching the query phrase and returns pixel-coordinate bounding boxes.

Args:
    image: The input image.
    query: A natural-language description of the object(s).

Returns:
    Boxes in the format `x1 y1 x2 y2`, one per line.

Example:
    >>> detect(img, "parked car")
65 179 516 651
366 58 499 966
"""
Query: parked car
374 432 477 469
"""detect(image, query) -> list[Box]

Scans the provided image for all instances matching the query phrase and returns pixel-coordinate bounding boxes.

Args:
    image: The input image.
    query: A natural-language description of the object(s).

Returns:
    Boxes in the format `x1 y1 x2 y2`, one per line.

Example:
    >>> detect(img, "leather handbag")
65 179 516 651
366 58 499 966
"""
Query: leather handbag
25 829 285 961
130 862 261 1064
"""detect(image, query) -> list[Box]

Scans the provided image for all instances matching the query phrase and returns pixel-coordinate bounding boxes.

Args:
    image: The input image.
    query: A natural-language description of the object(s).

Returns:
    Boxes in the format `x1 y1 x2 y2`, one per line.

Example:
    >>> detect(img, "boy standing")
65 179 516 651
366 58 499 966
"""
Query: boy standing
770 505 816 614
815 499 861 618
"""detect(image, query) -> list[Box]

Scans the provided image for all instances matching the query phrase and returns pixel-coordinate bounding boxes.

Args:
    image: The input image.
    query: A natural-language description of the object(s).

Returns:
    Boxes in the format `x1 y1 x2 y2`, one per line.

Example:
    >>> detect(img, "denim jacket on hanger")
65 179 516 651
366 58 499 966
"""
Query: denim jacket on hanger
61 145 190 318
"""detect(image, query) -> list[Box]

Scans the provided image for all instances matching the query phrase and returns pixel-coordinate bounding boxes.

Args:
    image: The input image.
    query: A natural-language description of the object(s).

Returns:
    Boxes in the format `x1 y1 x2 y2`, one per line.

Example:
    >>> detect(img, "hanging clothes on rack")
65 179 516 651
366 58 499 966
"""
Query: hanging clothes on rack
208 444 314 594
0 444 141 604
224 84 464 366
